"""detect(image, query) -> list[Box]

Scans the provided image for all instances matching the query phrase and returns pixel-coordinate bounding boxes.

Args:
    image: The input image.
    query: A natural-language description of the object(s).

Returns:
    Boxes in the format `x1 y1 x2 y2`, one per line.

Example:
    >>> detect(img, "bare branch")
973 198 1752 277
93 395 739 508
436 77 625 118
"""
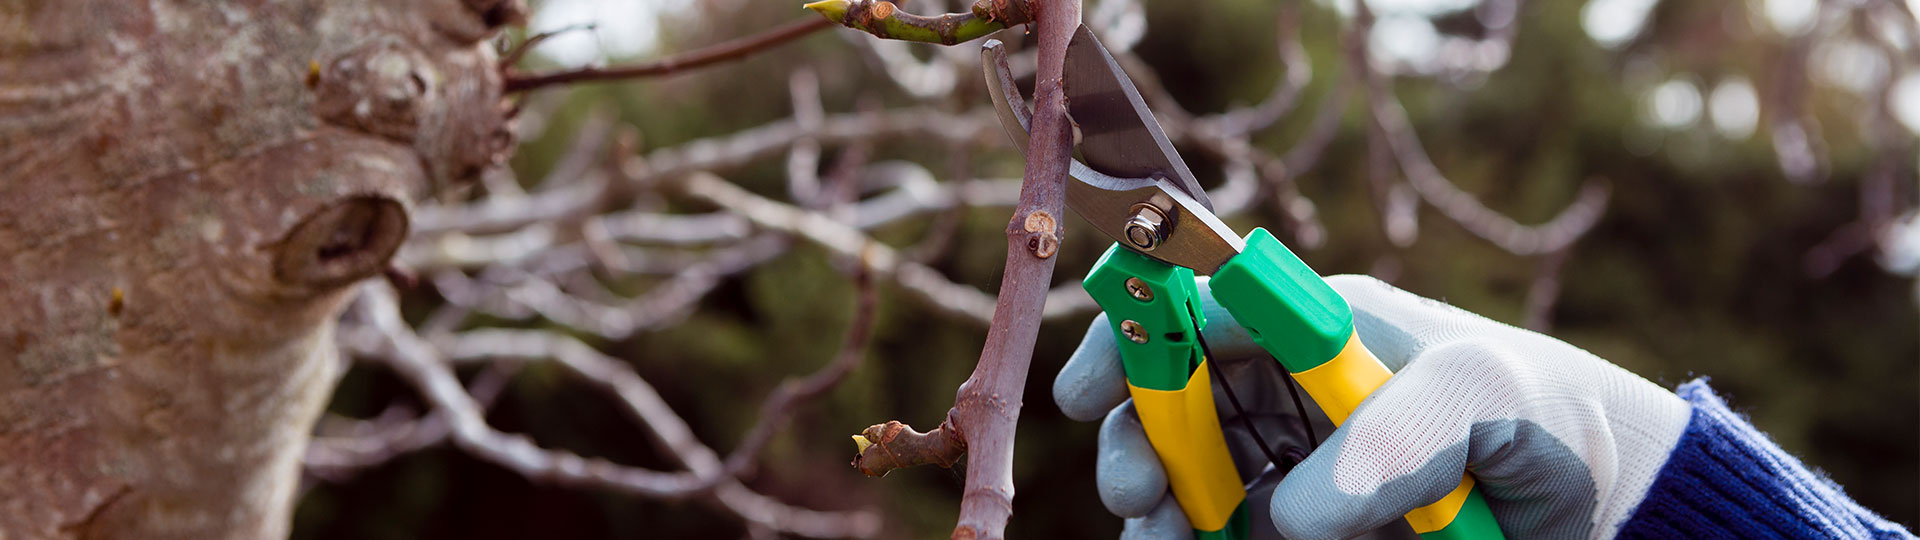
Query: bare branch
500 23 596 69
908 142 978 262
677 172 1095 324
633 107 998 182
493 237 785 339
788 68 828 206
505 17 833 92
1199 6 1313 137
713 262 880 482
1350 1 1609 256
304 361 519 479
854 32 961 98
350 284 881 538
1370 92 1612 255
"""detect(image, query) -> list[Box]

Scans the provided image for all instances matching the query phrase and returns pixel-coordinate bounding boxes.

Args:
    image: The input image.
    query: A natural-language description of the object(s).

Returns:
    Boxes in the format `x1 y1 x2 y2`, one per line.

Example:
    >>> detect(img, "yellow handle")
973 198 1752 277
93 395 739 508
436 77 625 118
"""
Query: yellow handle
1127 360 1248 532
1290 333 1478 533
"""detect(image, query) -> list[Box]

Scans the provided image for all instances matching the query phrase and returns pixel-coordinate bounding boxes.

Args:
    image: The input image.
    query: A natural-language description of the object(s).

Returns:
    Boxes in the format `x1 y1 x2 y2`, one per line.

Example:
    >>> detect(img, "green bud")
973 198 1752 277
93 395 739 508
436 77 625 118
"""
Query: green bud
803 0 850 23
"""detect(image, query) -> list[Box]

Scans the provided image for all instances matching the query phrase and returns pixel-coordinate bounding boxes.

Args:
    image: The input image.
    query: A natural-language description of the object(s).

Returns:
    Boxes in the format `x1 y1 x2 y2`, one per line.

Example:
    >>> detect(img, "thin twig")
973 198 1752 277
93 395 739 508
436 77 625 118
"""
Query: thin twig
304 361 520 479
500 23 596 68
1201 6 1312 137
788 68 827 206
352 284 881 538
1352 1 1610 256
712 258 880 483
505 18 832 92
677 172 1094 324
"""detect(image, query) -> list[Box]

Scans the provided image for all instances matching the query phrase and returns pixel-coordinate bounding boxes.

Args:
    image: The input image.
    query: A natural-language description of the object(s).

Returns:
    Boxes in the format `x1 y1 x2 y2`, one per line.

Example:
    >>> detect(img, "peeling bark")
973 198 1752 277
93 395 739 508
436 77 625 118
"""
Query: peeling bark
0 1 518 538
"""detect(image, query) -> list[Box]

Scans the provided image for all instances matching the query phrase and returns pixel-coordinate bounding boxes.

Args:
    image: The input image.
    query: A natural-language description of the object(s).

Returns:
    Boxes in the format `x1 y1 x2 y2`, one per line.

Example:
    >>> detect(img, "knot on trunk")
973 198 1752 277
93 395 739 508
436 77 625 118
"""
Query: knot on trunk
272 195 409 293
314 42 433 144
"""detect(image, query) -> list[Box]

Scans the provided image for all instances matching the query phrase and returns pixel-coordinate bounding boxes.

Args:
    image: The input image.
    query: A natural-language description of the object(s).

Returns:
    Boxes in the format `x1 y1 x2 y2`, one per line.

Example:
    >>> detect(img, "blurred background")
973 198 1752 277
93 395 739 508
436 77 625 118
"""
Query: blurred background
296 0 1919 537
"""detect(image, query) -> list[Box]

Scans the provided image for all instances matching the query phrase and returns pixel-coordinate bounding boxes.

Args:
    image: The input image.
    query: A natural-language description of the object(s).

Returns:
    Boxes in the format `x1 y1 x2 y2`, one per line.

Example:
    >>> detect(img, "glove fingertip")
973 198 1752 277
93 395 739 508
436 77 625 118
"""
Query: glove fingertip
1098 403 1169 518
1056 314 1130 422
1120 494 1193 540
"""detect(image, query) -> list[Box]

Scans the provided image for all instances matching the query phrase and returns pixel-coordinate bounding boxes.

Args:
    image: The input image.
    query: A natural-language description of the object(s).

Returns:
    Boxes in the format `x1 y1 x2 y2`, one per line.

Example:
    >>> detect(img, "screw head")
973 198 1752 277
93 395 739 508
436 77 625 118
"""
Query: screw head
1119 320 1149 344
1124 277 1154 302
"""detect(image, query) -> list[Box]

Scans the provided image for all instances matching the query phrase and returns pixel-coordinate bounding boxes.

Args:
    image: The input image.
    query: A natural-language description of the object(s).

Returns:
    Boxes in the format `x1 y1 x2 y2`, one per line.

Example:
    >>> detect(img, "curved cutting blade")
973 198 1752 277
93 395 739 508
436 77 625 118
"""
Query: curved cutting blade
1064 25 1211 211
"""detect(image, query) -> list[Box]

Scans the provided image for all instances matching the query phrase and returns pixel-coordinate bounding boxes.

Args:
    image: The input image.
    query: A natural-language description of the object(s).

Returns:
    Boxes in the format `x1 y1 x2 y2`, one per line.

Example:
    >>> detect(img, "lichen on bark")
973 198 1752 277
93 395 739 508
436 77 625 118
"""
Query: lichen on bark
0 1 520 538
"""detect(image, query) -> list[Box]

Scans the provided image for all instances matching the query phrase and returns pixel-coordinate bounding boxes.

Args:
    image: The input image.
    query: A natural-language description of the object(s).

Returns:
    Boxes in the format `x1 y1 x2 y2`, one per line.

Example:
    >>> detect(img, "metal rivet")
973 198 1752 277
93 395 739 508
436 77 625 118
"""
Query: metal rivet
1120 320 1149 344
1124 277 1153 302
1123 204 1168 251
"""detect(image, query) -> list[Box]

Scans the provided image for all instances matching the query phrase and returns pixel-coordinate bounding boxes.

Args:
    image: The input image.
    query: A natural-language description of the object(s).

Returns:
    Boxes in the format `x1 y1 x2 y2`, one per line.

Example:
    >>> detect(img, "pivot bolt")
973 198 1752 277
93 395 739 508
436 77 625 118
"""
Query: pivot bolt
1119 320 1149 344
1124 277 1154 302
1123 204 1169 251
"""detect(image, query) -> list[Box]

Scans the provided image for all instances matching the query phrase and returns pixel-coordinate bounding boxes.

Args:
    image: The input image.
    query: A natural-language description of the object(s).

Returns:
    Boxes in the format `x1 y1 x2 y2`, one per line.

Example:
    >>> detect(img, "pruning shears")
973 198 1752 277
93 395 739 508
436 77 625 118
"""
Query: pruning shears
983 26 1506 540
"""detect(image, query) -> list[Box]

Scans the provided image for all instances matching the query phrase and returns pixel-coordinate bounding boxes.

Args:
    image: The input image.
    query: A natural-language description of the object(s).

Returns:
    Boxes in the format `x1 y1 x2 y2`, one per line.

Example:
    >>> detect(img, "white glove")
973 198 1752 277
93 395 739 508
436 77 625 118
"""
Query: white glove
1057 275 1694 540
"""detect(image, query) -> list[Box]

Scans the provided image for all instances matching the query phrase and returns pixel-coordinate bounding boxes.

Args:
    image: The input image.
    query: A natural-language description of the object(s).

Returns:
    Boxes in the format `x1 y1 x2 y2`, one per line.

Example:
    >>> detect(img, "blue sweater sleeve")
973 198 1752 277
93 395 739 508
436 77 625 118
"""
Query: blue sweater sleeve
1616 380 1915 540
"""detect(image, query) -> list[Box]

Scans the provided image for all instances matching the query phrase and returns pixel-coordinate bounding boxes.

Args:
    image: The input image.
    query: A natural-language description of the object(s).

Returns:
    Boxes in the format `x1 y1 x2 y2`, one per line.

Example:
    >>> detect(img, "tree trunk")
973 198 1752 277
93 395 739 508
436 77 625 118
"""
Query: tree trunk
0 1 518 538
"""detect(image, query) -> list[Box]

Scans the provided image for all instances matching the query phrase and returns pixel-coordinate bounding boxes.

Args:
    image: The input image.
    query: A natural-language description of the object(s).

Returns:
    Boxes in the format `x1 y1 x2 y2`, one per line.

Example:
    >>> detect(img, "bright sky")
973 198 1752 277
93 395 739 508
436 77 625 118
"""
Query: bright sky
527 0 683 66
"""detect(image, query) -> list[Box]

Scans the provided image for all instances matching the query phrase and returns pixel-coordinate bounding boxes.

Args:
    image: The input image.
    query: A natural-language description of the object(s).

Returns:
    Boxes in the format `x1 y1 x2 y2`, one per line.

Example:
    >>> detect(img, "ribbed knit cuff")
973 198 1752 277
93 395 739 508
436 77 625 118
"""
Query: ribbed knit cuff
1616 380 1914 539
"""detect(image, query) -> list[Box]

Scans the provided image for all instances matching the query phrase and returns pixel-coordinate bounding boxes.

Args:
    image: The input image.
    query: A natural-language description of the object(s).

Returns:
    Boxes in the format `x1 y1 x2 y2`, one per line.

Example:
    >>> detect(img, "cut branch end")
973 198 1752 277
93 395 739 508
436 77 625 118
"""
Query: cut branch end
850 420 964 476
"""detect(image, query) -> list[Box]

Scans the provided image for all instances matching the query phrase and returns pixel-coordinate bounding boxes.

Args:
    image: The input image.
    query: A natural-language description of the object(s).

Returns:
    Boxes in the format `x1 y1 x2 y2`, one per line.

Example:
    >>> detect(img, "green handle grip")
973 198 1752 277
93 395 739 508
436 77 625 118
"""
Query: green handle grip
1209 228 1507 539
1084 245 1248 540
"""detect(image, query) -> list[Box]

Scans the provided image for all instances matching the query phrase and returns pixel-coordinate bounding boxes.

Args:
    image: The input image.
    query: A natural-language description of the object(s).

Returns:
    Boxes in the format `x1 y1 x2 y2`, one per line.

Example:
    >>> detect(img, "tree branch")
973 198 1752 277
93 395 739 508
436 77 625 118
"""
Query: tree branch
1351 0 1609 256
676 172 1095 324
839 0 1078 536
347 283 882 538
806 0 1009 45
504 17 832 92
714 262 881 482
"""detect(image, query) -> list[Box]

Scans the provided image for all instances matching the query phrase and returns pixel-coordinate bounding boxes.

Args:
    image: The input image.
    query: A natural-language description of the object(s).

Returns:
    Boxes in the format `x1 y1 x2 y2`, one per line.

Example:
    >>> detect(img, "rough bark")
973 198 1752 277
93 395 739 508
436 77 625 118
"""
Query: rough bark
0 1 518 538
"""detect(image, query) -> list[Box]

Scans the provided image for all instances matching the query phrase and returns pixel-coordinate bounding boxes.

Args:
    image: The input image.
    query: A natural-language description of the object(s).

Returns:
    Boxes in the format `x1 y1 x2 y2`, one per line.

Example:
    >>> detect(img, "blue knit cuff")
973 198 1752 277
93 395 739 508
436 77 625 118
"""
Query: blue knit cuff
1616 380 1914 539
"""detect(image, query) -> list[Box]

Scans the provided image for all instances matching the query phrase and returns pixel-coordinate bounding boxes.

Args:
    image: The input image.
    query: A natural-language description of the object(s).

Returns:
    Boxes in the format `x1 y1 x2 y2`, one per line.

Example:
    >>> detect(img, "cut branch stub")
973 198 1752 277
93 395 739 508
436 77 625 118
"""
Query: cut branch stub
273 195 410 292
1023 210 1059 258
850 420 964 476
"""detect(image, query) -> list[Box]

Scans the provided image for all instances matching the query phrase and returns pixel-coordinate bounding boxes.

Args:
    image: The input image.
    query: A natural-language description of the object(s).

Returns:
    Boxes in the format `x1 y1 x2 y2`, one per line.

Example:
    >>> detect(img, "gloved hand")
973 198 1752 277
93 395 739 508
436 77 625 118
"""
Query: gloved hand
1054 275 1693 540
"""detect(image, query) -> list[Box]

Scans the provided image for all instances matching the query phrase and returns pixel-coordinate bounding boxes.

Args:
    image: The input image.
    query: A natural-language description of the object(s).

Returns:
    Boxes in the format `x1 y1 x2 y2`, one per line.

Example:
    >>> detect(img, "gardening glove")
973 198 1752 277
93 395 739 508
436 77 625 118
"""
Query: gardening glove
1053 277 1411 540
1054 275 1694 540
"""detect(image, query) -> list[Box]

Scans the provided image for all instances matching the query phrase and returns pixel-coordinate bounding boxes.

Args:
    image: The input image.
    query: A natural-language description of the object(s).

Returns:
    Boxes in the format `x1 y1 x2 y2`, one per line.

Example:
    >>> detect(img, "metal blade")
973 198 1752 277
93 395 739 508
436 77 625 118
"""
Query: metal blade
1064 25 1211 211
981 31 1244 273
982 39 1031 158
